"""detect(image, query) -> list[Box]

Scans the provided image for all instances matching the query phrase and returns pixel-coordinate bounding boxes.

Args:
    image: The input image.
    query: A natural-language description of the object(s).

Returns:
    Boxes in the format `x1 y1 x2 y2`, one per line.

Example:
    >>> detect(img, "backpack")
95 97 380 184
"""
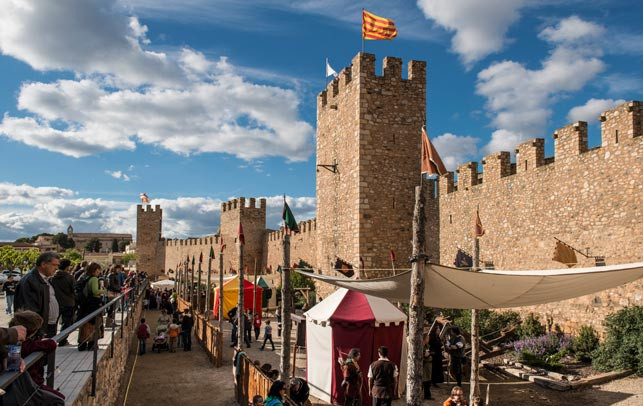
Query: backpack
74 275 91 305
137 324 149 339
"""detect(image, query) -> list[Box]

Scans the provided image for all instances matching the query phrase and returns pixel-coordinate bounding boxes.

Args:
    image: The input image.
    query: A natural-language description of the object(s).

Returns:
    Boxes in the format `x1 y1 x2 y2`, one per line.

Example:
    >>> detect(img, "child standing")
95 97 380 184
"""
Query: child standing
168 318 181 353
9 311 65 400
137 318 151 355
260 320 275 351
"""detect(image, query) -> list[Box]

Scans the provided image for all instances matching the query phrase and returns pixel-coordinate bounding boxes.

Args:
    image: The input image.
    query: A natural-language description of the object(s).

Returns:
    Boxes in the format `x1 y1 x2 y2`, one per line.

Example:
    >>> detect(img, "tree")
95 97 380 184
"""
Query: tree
0 247 39 271
52 233 75 249
85 238 101 253
63 249 83 265
118 240 130 252
121 253 136 265
111 239 119 253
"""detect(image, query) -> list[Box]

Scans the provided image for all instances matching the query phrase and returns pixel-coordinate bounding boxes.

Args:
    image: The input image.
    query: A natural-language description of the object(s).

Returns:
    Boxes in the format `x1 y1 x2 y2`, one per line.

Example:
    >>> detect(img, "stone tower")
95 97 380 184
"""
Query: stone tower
219 197 267 275
136 204 165 277
316 52 427 280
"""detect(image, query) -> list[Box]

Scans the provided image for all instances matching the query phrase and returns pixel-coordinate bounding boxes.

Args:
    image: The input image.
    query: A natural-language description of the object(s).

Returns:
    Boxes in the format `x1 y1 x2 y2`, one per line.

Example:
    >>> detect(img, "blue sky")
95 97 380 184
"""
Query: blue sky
0 0 641 241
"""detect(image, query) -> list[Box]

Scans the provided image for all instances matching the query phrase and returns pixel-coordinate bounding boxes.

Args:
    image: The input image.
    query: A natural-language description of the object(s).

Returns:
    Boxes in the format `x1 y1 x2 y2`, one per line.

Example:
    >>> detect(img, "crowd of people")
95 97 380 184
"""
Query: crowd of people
0 252 147 404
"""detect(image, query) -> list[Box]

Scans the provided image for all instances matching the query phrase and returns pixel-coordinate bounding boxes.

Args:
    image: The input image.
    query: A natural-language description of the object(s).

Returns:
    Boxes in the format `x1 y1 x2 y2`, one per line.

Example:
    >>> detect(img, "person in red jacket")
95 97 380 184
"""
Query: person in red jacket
9 310 65 400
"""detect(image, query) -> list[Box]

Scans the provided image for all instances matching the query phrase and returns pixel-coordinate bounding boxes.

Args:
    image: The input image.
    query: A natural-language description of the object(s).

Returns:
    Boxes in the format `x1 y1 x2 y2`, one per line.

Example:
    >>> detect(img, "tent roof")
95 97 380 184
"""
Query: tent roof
257 276 271 289
222 276 261 291
297 262 643 309
304 288 405 324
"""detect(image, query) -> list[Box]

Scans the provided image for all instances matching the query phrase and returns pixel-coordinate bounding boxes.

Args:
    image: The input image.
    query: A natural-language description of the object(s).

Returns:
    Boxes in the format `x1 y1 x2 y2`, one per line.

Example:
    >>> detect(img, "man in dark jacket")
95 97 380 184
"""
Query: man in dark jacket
50 258 76 345
181 308 194 351
14 252 60 337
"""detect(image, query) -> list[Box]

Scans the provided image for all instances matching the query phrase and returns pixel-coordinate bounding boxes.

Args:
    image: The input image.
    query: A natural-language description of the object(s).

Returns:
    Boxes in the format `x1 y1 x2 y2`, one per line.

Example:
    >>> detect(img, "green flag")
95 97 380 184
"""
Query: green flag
209 246 215 259
282 199 300 233
192 255 195 266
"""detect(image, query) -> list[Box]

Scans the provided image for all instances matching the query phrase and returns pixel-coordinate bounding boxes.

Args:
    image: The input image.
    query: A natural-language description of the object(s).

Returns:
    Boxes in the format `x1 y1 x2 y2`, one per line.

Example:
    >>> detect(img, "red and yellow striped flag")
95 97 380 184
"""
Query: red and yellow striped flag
362 9 398 40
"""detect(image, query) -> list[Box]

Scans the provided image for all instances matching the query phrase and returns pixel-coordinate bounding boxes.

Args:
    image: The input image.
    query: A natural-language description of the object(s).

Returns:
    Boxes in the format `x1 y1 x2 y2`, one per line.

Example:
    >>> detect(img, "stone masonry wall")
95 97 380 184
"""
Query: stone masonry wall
264 218 318 274
316 53 428 300
436 101 643 333
164 234 220 277
219 197 266 275
136 205 165 278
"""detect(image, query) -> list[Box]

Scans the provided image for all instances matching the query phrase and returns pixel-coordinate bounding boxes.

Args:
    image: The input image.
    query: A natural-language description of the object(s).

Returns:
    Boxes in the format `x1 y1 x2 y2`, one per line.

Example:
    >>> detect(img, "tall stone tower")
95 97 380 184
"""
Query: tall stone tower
136 204 165 277
219 197 267 275
316 52 427 280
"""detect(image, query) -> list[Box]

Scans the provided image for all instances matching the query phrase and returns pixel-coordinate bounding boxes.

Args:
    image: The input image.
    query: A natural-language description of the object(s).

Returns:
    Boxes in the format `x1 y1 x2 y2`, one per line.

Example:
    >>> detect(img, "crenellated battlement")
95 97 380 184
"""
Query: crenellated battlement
220 196 266 212
164 234 221 247
318 53 426 109
137 204 161 213
267 218 317 241
440 100 642 196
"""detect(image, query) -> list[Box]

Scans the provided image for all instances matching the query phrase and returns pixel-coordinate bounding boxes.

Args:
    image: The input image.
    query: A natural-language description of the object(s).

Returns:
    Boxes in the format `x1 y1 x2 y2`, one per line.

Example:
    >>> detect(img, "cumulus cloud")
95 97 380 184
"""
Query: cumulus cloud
0 0 314 161
476 16 605 154
417 0 526 67
0 182 75 205
431 133 480 170
0 182 316 241
567 98 626 123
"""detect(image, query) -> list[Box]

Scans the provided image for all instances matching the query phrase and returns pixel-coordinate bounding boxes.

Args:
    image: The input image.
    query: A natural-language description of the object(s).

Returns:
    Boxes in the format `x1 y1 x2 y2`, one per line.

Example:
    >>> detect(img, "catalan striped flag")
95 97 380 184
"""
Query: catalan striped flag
362 9 398 40
139 193 150 203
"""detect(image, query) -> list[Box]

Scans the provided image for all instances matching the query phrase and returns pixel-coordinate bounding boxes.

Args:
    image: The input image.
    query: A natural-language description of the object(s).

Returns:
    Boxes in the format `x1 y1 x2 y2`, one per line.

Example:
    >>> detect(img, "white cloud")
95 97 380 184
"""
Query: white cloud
0 182 75 205
417 0 526 67
431 133 480 170
567 98 626 123
0 182 316 241
0 0 314 161
0 0 182 87
476 16 605 154
538 15 604 44
105 170 131 181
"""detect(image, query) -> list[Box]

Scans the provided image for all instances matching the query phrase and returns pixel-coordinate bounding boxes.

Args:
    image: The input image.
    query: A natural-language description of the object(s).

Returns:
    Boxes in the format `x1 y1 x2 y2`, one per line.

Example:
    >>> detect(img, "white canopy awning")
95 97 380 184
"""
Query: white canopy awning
298 262 643 309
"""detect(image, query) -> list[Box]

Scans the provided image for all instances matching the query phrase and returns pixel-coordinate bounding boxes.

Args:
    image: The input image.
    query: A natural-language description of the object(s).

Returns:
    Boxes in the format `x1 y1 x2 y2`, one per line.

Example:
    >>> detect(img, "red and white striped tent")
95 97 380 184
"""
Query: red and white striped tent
304 288 406 405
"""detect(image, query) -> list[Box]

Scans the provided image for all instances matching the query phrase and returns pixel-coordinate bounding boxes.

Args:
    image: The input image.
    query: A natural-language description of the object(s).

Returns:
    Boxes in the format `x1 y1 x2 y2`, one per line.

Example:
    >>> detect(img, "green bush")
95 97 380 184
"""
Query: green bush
519 351 565 372
437 309 521 343
571 325 599 362
592 306 643 375
518 313 547 338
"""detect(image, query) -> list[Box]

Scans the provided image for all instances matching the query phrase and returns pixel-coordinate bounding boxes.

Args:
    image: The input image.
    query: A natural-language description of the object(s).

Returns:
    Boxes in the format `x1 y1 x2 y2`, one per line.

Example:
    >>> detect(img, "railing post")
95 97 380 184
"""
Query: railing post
46 348 56 388
120 295 125 338
110 302 115 358
91 315 100 396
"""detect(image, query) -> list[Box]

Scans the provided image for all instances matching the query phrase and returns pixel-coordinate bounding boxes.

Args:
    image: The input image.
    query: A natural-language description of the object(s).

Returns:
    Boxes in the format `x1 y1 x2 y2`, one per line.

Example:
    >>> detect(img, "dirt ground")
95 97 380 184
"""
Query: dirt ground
117 310 643 405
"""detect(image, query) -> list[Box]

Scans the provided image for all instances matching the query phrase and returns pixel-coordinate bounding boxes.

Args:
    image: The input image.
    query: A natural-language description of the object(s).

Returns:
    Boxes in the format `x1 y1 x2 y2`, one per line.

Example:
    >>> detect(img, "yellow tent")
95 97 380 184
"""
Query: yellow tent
213 276 262 319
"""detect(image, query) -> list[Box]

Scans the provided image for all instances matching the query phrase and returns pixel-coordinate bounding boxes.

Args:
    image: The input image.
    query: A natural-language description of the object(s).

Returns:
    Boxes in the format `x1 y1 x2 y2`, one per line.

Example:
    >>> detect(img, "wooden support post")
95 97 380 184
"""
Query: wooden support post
406 184 426 406
470 237 481 405
237 240 245 348
219 252 224 327
280 233 292 381
206 253 212 319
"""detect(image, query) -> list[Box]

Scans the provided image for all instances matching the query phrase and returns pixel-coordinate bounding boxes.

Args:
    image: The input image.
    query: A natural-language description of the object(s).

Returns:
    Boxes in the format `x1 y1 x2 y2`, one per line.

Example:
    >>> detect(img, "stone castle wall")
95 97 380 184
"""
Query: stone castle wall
264 219 318 274
136 50 643 333
437 101 643 333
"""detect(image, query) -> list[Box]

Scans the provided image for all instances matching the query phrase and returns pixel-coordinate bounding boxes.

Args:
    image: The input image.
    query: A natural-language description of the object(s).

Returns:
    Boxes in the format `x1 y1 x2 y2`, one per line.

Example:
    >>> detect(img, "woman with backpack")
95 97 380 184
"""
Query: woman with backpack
76 263 106 351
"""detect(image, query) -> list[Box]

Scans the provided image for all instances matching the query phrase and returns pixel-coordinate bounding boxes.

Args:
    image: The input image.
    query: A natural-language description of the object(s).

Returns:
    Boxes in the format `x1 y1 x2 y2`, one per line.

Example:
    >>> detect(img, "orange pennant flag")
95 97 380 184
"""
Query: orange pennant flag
421 127 447 176
362 9 398 40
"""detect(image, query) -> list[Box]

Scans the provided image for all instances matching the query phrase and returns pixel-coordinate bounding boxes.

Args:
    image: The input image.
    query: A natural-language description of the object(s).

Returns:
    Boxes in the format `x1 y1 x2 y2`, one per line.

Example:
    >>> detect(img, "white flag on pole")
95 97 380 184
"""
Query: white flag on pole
326 58 338 78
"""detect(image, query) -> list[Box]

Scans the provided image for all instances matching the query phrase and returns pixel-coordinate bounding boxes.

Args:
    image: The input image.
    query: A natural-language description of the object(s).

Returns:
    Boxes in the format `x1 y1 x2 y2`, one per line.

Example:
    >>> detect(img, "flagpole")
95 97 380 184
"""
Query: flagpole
197 256 202 313
206 250 212 320
361 9 364 53
237 231 244 349
252 257 258 319
218 247 224 328
470 236 481 405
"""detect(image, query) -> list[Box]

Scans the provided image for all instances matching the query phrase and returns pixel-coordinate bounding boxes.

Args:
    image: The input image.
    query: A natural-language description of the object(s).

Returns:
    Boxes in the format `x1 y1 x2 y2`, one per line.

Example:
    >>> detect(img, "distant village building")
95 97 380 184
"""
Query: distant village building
67 225 132 254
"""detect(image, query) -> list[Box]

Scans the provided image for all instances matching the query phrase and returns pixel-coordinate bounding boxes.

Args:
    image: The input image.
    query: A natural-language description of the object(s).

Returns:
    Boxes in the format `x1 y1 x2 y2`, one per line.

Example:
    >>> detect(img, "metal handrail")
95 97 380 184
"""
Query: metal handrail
0 279 148 394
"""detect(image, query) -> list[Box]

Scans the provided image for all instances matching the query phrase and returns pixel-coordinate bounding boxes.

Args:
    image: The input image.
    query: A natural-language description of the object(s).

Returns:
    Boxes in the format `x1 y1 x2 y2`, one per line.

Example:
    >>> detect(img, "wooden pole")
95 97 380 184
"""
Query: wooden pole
218 252 224 327
280 233 292 381
190 260 195 306
470 237 481 405
237 241 244 348
205 254 212 320
197 259 202 313
183 261 188 300
406 184 426 406
253 258 258 316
